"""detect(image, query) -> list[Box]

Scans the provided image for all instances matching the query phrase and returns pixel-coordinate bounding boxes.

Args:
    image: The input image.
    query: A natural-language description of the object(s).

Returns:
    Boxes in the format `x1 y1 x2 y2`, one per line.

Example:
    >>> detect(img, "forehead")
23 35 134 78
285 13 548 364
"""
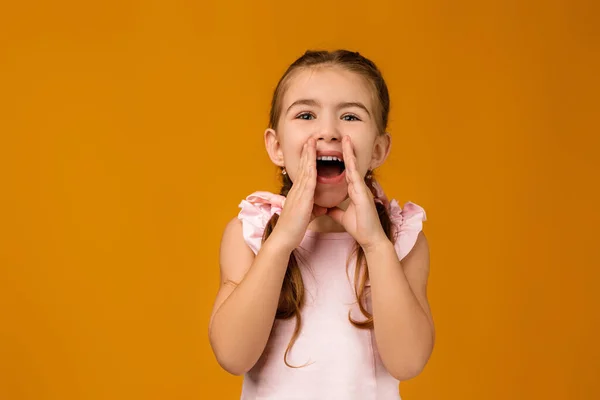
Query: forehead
282 66 375 110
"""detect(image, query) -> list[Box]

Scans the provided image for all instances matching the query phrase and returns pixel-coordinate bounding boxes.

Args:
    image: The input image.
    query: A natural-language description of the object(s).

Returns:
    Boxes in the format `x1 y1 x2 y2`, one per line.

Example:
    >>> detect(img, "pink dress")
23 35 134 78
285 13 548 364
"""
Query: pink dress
236 188 426 400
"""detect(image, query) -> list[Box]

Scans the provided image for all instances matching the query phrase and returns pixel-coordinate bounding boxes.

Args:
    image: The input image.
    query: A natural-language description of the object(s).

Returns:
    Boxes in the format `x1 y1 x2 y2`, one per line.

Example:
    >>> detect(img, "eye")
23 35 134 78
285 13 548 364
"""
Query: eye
296 112 315 120
342 114 360 121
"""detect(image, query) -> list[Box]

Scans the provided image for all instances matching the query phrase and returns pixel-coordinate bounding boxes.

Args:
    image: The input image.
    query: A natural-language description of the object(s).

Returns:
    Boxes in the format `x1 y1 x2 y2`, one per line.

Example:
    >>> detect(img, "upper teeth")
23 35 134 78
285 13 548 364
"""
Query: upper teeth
317 156 343 162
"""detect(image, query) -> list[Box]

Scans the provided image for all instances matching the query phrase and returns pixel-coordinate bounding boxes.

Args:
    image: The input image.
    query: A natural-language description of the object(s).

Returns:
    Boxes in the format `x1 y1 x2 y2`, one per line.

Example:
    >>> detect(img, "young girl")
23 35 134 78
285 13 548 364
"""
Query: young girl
209 50 435 400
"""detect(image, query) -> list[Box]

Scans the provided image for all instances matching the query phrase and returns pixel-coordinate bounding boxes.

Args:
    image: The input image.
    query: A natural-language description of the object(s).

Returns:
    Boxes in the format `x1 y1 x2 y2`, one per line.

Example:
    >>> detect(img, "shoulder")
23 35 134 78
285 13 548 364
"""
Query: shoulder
236 191 285 255
389 201 427 228
220 217 252 259
388 200 427 261
221 216 244 243
218 216 256 288
404 231 429 263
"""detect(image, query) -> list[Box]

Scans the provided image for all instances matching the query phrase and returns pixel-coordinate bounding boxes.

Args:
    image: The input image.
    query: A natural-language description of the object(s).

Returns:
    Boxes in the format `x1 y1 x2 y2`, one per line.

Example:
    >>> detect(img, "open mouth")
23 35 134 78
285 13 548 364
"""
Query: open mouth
316 155 346 179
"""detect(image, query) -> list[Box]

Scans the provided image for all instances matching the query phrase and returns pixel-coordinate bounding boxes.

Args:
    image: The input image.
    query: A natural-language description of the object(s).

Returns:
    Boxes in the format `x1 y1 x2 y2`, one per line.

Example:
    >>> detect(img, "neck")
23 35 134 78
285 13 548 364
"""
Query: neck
308 215 345 233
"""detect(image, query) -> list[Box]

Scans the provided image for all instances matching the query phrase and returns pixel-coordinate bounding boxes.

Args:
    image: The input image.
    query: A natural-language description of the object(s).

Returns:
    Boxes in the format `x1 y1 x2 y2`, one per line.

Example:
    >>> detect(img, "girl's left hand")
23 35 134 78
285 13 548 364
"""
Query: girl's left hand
327 136 389 251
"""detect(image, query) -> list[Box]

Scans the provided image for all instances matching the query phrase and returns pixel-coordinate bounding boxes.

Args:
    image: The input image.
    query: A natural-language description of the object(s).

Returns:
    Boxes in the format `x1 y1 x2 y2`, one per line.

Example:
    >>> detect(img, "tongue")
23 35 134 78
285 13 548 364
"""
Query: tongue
317 162 343 178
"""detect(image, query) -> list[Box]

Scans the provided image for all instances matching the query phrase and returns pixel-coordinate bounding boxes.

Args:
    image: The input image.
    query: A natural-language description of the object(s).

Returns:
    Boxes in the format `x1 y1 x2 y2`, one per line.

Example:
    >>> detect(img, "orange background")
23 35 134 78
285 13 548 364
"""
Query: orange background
1 0 598 399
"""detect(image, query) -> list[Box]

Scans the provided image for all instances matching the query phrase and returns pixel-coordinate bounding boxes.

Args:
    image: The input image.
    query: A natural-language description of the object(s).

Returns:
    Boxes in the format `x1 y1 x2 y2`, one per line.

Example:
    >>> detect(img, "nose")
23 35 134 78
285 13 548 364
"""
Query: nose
314 117 342 142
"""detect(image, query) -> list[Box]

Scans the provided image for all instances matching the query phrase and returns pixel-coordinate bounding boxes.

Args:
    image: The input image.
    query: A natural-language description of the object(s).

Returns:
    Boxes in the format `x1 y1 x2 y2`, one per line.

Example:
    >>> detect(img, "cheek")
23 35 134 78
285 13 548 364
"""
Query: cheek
281 138 304 160
279 125 308 152
357 153 372 175
280 138 305 177
348 136 375 172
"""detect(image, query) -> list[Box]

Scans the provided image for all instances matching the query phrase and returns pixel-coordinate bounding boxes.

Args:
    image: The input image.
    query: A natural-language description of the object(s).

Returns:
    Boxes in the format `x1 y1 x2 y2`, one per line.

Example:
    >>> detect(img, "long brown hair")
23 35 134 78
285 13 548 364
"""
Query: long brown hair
264 50 394 367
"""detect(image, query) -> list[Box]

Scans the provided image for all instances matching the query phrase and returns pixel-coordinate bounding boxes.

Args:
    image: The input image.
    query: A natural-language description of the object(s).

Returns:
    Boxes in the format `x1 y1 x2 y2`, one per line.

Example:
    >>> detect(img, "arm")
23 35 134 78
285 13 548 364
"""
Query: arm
209 138 322 376
326 136 434 381
208 217 292 376
365 231 435 381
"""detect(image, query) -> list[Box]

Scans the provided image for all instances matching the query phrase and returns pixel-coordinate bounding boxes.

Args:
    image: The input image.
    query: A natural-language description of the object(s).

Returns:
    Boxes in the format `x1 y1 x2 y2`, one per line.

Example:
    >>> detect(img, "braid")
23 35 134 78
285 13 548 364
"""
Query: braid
262 168 307 368
347 173 394 328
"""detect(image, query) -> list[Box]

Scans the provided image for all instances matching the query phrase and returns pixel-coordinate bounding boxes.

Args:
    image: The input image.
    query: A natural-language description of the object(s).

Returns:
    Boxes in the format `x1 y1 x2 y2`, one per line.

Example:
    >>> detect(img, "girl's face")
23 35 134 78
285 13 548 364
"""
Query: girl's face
265 66 391 208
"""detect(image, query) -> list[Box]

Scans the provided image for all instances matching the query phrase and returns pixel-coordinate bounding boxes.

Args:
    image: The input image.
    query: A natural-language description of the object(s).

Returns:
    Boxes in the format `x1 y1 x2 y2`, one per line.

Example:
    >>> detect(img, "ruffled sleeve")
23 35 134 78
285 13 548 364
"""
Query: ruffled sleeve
237 191 286 255
388 199 427 260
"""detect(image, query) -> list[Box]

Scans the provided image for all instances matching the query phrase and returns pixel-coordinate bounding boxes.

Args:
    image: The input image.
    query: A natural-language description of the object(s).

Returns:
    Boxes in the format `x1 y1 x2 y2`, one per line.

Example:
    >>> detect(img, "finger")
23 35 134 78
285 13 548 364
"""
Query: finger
326 207 345 225
343 137 370 198
304 138 317 195
299 142 308 179
311 204 327 220
289 142 308 198
308 137 316 169
342 137 356 180
296 139 311 196
343 137 361 185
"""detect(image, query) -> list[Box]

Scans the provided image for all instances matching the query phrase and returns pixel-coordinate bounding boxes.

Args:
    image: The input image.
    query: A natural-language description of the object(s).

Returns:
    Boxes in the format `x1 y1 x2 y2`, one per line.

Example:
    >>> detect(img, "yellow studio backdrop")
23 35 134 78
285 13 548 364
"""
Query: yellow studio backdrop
1 0 598 399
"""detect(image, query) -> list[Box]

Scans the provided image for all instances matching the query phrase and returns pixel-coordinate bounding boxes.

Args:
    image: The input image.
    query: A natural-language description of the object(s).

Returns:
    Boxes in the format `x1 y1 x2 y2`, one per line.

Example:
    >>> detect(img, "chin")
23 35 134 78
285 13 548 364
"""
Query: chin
314 187 348 209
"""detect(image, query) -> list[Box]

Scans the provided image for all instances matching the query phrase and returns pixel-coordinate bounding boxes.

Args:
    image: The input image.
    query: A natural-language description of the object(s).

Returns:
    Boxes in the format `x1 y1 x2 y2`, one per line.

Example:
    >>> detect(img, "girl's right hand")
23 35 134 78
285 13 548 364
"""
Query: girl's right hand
270 138 326 253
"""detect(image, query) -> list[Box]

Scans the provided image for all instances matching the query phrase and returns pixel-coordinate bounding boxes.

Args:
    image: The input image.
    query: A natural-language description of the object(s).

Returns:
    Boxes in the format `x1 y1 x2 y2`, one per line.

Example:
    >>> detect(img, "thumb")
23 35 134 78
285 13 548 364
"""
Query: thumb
311 205 328 219
327 207 344 225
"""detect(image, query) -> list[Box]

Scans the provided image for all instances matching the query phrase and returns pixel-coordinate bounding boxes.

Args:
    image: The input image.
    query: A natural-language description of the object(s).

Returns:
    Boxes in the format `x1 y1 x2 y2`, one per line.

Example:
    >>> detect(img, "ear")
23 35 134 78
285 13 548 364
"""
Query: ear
370 132 392 170
264 128 285 167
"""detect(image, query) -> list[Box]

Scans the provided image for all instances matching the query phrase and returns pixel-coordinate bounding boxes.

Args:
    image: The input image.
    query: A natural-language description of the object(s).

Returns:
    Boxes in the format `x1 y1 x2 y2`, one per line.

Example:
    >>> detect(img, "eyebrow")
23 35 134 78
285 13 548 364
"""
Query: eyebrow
286 99 371 117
